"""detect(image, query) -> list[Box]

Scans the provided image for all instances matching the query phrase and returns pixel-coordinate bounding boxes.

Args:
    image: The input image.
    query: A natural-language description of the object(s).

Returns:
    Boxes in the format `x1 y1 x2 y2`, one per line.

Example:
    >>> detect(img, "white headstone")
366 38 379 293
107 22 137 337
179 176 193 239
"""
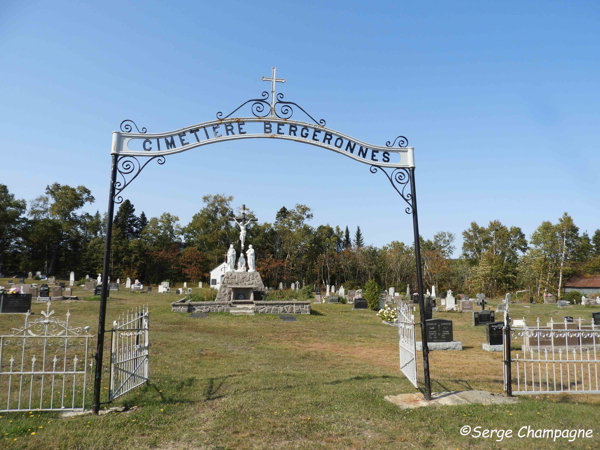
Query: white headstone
116 278 120 285
97 274 102 284
70 271 75 286
279 282 283 290
28 272 33 279
406 285 410 296
85 274 89 280
431 286 436 298
339 286 345 297
135 279 140 285
426 289 431 297
445 289 456 311
291 282 295 291
331 285 335 294
184 282 187 288
199 282 203 288
389 287 395 297
582 296 588 306
126 278 131 288
326 285 330 295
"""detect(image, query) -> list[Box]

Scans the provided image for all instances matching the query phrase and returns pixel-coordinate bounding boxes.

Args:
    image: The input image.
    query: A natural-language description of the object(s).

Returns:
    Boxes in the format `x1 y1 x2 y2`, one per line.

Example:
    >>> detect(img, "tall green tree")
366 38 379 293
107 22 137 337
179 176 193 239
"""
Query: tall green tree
592 229 600 257
0 184 27 274
344 226 351 249
354 226 364 248
28 183 94 275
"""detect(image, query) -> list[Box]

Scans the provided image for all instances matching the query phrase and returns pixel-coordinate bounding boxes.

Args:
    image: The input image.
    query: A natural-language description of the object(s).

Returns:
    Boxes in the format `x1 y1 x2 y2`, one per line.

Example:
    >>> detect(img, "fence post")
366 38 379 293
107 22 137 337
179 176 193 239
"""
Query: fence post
504 314 512 397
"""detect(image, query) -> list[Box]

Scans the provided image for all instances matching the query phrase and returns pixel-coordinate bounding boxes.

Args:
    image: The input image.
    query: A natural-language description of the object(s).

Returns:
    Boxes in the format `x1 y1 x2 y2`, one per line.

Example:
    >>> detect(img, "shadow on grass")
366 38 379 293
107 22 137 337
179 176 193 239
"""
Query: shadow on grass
310 309 325 316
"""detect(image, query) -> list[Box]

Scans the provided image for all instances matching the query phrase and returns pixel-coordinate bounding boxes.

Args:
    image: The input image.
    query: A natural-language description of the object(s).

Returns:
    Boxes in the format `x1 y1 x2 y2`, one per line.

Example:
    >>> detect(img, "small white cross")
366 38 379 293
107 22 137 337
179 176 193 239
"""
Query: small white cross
261 67 286 117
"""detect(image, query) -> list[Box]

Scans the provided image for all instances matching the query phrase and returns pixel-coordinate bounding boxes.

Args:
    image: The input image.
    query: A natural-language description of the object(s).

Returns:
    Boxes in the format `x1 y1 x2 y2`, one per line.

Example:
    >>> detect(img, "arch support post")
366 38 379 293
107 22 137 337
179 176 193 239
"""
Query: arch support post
92 153 118 414
409 167 432 401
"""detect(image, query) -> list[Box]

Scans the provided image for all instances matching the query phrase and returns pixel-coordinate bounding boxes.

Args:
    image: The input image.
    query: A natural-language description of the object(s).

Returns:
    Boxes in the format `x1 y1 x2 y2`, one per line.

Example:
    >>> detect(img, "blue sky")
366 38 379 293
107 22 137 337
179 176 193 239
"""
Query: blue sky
1 0 598 255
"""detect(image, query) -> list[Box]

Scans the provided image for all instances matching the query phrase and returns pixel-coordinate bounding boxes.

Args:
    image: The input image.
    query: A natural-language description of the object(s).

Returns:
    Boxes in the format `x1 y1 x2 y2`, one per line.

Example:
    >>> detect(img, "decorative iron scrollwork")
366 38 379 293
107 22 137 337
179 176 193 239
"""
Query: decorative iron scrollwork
370 166 413 214
216 91 326 126
114 155 165 204
275 93 326 126
386 136 409 148
120 119 147 134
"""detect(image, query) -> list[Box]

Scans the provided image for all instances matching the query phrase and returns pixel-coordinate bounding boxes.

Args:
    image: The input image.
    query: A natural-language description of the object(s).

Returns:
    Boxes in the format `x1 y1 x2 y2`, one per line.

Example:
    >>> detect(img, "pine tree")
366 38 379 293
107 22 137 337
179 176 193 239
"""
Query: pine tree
113 200 137 240
344 226 351 249
137 211 148 236
354 226 364 248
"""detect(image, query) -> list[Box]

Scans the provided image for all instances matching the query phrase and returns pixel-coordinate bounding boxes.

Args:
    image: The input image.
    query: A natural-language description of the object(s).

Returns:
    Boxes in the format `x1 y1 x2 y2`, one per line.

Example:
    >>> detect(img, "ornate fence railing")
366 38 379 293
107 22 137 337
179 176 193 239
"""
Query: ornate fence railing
109 305 149 401
0 303 93 412
397 301 418 388
505 318 600 395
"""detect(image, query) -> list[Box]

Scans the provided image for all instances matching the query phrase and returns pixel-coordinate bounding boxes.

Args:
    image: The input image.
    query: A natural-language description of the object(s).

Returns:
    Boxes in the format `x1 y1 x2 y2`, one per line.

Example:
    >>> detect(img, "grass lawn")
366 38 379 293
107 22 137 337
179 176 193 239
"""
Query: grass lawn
1 279 599 449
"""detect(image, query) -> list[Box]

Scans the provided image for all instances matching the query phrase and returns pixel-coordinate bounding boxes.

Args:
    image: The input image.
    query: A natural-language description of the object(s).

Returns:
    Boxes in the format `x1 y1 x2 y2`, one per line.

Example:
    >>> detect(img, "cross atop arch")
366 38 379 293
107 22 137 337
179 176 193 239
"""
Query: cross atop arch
261 66 286 117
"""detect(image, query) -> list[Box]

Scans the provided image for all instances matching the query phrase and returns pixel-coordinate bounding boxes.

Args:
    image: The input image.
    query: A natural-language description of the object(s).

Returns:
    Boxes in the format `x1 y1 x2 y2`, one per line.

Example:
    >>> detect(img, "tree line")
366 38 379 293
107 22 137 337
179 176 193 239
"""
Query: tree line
1 183 598 298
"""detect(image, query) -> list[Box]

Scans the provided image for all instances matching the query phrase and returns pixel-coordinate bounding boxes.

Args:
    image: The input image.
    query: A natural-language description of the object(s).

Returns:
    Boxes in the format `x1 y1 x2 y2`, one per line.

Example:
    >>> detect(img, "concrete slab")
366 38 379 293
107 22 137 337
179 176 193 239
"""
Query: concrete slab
385 390 519 409
482 343 503 352
416 341 463 351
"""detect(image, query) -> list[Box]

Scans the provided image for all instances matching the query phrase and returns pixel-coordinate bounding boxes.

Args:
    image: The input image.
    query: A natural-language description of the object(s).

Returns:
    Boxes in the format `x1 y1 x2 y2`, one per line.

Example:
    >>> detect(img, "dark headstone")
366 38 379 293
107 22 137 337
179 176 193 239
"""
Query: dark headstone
564 316 573 323
20 277 25 283
190 312 208 318
486 322 504 346
315 288 320 295
109 282 119 291
425 319 453 342
328 296 339 303
59 282 65 288
0 293 32 313
8 280 13 284
94 285 109 297
353 297 368 309
280 315 297 321
147 286 152 292
40 285 50 298
473 310 495 326
412 293 419 304
593 312 600 325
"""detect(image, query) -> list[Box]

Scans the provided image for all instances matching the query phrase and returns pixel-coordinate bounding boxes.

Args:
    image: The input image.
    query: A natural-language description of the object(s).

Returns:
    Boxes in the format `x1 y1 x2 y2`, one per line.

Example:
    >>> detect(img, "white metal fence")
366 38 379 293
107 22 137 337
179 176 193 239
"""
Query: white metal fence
0 303 93 412
505 318 600 395
109 305 149 401
397 301 418 388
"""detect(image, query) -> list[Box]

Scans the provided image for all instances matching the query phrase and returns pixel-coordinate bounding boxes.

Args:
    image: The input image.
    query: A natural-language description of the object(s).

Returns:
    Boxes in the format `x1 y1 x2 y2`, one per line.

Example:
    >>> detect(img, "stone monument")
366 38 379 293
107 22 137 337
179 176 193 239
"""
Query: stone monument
70 271 75 286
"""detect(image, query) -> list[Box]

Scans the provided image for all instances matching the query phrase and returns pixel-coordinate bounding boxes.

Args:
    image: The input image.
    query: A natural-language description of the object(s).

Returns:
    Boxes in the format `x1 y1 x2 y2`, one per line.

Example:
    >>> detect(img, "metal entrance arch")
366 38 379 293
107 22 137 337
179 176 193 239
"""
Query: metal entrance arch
93 68 432 413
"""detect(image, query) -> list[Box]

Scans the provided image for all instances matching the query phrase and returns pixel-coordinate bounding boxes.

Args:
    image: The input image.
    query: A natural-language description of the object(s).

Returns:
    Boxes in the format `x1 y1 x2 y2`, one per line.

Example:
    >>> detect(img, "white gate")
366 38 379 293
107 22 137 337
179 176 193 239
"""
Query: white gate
0 303 93 412
109 305 149 401
506 318 600 395
397 301 418 388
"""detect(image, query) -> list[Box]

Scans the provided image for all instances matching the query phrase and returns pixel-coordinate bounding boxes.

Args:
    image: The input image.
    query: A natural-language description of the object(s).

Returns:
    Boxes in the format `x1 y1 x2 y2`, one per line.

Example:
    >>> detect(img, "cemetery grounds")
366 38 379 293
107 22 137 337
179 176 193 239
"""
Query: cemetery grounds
0 278 599 449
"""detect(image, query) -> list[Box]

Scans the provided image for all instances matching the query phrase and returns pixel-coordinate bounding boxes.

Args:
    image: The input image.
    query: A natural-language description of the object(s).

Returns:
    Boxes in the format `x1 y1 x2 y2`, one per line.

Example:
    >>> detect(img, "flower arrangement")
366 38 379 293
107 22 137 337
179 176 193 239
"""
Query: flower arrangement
377 305 398 322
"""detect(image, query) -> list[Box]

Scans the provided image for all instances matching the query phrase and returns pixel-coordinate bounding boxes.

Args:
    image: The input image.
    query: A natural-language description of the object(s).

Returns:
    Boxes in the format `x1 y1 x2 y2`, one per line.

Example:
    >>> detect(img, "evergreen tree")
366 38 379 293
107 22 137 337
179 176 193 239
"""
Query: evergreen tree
344 226 351 249
354 226 364 248
592 229 600 257
137 211 148 236
113 200 137 240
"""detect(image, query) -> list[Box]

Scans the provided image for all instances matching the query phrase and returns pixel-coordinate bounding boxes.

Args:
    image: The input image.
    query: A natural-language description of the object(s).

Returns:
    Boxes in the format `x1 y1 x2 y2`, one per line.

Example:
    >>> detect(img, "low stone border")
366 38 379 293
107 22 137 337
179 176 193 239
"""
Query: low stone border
254 301 310 315
171 299 311 315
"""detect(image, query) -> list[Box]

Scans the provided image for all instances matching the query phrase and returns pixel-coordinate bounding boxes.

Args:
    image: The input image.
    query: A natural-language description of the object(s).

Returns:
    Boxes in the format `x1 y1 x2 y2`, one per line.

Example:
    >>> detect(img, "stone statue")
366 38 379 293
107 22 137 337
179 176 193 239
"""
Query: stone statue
227 244 236 272
246 245 256 272
237 253 247 272
233 216 252 250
